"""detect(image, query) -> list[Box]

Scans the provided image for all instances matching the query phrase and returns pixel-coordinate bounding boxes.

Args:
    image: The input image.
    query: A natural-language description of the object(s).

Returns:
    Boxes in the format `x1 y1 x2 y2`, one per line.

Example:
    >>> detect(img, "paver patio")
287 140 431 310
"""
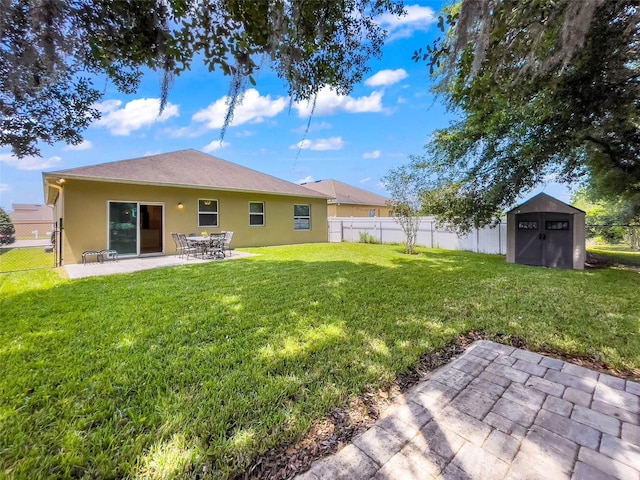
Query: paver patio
296 340 640 480
63 250 255 279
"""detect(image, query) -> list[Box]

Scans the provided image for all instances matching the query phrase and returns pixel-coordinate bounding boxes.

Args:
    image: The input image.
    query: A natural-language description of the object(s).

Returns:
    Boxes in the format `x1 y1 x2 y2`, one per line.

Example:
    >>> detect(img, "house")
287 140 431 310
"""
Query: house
42 150 329 264
8 203 54 239
300 179 390 217
506 192 586 269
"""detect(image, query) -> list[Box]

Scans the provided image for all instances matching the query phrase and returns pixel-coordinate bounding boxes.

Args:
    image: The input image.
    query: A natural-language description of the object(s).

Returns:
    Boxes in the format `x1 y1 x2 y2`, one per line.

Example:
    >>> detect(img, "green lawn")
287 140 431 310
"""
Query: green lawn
1 243 639 479
0 247 55 272
588 244 640 266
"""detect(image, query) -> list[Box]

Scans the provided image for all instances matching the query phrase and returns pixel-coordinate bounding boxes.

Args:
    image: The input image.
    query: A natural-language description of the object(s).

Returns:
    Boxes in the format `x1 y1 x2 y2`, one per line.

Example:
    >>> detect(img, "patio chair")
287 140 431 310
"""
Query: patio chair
222 231 234 257
177 233 198 259
208 233 226 259
171 232 184 258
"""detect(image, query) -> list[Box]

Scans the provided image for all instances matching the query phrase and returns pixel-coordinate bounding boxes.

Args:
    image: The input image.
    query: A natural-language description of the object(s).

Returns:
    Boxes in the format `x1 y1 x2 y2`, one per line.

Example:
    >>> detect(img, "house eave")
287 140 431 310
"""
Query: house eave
42 173 330 200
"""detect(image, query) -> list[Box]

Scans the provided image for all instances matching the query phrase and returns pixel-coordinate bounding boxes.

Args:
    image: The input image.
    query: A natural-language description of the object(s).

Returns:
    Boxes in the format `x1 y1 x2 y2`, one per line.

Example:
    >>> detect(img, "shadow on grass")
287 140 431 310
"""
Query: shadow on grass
1 245 639 478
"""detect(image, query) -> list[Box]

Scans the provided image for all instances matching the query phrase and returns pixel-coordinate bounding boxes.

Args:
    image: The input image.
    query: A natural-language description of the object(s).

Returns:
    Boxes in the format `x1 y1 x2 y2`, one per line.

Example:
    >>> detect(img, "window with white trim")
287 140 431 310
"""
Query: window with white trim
198 199 218 227
249 202 265 226
294 204 310 230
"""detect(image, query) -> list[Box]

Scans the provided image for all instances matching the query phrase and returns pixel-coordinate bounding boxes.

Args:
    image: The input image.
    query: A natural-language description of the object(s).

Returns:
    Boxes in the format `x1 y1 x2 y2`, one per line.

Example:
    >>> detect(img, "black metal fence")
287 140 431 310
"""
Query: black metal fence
585 224 640 250
0 221 61 273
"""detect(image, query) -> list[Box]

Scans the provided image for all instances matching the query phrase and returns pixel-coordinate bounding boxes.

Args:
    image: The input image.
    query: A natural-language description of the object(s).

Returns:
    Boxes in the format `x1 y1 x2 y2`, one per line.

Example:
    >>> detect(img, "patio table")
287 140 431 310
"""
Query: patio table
187 235 225 259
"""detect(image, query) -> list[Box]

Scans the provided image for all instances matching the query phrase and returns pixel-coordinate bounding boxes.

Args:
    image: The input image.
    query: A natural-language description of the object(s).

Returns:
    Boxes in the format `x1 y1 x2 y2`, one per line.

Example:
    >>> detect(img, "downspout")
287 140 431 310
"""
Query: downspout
46 181 64 265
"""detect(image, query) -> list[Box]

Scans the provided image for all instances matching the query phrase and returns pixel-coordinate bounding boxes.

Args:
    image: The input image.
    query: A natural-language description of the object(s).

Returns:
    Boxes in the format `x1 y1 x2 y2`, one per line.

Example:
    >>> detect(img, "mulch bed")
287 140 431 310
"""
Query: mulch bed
233 330 638 480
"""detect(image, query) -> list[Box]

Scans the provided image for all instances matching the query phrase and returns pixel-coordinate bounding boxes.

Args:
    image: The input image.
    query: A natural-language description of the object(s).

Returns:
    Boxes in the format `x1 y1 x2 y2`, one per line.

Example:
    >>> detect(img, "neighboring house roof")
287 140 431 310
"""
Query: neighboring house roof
43 149 329 203
301 179 388 206
9 204 53 222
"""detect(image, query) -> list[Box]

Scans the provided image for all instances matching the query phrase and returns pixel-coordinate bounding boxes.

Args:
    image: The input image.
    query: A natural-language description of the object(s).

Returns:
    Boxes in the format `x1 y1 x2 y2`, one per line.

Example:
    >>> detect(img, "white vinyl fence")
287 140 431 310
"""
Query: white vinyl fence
328 217 507 254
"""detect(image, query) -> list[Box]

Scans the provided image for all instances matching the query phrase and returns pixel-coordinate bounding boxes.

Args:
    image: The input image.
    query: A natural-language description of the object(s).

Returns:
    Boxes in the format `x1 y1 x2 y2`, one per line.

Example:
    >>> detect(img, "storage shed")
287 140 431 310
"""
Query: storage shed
506 193 585 270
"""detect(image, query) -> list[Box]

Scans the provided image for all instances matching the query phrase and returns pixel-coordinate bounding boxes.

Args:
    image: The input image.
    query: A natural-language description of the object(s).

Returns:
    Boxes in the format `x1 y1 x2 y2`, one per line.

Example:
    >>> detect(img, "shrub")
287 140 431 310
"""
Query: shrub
0 206 15 244
359 232 379 244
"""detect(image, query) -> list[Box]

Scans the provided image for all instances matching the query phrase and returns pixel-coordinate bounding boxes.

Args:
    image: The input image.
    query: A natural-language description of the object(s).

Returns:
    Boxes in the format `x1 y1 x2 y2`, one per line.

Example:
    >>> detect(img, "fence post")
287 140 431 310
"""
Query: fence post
430 221 434 248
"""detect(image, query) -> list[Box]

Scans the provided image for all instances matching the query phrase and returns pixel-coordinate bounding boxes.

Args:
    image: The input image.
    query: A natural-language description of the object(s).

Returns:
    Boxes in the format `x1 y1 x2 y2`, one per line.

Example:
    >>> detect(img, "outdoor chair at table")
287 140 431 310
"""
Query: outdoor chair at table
222 231 234 257
177 233 198 259
207 233 226 259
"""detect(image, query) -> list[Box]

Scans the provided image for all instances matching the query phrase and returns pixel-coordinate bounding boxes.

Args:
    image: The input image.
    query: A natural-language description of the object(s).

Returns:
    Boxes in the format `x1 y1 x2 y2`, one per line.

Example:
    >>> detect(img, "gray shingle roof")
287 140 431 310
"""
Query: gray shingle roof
45 149 328 198
301 179 388 206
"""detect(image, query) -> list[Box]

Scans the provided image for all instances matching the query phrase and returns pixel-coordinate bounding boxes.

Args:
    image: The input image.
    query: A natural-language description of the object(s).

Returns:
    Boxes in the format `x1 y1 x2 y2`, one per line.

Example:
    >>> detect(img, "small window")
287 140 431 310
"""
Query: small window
198 199 218 227
369 209 376 217
294 204 311 230
546 221 569 230
249 202 265 226
518 221 538 230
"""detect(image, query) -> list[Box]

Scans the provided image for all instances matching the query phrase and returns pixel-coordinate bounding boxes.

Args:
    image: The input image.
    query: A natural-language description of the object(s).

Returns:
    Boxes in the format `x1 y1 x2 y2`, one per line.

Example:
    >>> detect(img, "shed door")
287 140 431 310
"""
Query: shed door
515 213 543 266
515 213 573 268
543 213 573 268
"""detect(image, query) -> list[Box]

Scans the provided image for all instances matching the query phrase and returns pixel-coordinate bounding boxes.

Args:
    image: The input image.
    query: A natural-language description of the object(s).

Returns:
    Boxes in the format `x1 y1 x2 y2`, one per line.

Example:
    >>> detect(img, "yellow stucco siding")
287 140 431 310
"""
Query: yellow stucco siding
330 204 390 217
58 180 327 264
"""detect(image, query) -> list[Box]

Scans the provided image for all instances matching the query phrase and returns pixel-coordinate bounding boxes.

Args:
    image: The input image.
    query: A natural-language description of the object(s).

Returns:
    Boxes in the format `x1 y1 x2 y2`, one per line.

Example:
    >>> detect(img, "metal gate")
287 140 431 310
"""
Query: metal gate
0 220 62 273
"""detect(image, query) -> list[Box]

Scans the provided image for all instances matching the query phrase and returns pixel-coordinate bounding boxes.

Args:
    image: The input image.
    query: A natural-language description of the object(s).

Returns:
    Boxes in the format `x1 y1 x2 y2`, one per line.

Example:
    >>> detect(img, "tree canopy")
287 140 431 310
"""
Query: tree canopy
1 0 404 157
412 0 640 231
0 206 16 242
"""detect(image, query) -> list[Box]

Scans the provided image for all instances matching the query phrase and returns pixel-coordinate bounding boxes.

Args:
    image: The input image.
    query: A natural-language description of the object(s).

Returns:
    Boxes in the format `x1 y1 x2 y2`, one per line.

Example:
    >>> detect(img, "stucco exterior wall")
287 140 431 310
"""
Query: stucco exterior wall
57 180 328 264
331 204 390 217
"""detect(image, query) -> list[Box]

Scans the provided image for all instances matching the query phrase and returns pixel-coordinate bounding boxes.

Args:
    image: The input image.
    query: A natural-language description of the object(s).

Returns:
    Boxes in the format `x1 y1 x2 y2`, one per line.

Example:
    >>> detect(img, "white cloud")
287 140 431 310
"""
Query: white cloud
143 150 162 157
294 87 384 117
193 89 287 129
360 177 371 184
365 69 408 87
235 130 256 138
63 140 93 151
95 98 179 135
298 175 314 184
0 184 10 193
290 137 345 151
164 126 205 139
0 154 62 171
293 121 333 134
202 140 231 153
377 4 437 41
362 150 381 159
95 99 121 114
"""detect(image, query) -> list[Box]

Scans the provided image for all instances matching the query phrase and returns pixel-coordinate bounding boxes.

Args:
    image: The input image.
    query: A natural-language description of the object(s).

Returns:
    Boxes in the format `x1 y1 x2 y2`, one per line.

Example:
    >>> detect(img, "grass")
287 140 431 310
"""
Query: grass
0 247 56 272
588 243 640 266
1 243 639 479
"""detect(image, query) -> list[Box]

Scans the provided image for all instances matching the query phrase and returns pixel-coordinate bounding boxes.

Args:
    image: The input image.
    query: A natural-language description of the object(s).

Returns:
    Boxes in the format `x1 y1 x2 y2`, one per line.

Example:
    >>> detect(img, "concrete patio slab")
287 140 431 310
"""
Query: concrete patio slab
63 250 255 279
296 340 640 480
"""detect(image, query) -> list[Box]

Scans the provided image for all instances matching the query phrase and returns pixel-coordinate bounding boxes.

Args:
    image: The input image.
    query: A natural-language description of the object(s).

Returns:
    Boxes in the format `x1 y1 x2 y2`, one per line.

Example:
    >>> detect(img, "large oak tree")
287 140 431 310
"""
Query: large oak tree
1 0 404 157
412 0 640 231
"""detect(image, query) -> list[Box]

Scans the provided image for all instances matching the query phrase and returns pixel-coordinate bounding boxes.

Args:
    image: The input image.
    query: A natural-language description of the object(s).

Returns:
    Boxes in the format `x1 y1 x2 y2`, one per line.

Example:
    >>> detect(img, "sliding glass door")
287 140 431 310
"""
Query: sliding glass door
109 202 137 255
108 202 164 256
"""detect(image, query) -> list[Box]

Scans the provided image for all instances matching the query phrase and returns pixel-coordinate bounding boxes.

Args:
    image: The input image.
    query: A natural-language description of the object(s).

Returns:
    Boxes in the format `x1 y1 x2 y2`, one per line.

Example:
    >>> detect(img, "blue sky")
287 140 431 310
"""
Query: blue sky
0 1 572 212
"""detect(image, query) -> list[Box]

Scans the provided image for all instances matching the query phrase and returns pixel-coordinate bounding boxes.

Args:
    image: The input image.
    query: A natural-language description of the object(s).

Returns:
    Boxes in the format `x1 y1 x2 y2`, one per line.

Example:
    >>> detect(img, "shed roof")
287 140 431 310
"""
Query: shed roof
43 150 329 203
301 179 388 206
507 192 584 215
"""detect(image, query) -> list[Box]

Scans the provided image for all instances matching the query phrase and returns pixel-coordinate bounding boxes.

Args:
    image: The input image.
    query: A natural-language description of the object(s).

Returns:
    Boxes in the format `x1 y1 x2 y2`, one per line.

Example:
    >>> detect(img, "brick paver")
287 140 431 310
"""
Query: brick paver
295 341 640 480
